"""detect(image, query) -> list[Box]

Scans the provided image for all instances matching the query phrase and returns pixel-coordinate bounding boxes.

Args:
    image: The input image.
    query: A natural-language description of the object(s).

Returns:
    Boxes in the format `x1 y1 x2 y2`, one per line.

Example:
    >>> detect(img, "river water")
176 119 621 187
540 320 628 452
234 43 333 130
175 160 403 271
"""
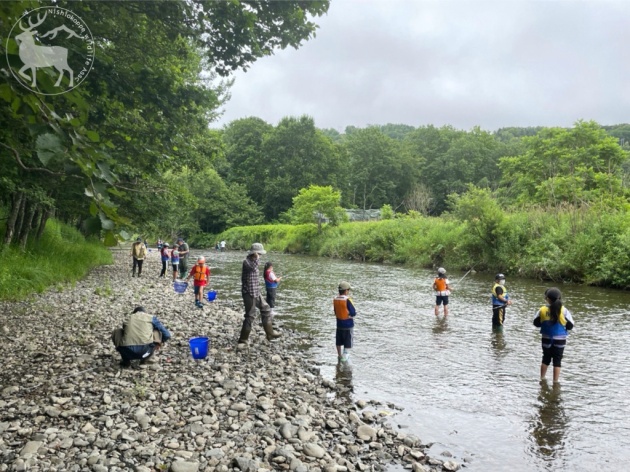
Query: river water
200 249 630 472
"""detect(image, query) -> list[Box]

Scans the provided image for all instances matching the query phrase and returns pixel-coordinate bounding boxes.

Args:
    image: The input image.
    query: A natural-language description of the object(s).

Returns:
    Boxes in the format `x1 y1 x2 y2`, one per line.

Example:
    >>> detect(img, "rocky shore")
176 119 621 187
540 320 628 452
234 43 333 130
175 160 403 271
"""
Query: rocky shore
0 250 461 472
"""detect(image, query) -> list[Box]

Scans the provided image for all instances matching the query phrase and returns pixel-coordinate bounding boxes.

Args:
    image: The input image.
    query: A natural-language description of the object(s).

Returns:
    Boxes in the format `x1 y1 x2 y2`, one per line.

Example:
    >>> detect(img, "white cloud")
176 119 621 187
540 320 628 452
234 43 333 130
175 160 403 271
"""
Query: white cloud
213 0 630 131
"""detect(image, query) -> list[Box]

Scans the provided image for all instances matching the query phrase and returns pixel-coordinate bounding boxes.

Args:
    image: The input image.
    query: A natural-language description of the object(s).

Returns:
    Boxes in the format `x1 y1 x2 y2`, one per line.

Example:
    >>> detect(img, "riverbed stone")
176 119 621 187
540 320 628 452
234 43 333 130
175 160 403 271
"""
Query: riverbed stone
0 250 444 472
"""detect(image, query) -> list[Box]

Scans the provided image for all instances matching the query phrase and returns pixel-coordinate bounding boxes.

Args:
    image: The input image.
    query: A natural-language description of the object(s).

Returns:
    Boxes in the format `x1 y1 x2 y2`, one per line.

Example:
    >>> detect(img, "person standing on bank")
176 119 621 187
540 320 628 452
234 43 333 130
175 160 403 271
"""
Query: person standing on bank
186 255 211 309
263 262 282 315
111 306 171 367
237 243 282 344
334 281 357 362
159 242 170 278
131 237 148 277
533 288 574 383
433 267 451 317
491 273 513 328
177 237 190 278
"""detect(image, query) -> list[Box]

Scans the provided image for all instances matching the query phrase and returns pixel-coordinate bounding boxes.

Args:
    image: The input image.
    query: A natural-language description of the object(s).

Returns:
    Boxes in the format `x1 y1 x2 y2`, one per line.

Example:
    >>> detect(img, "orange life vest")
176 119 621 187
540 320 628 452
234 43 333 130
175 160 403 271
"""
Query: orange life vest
334 295 351 320
192 265 209 282
434 277 448 292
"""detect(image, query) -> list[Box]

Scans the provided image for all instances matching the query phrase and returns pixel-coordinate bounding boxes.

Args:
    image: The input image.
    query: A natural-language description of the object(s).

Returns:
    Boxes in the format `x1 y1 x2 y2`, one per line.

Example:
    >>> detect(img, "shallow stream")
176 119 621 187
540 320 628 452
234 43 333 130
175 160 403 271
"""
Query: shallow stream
197 249 630 472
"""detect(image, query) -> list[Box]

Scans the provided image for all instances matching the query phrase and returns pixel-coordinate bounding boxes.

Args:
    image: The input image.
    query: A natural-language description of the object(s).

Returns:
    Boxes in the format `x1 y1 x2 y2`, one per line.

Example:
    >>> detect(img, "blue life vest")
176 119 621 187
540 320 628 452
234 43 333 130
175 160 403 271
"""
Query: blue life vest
264 269 278 289
491 283 508 306
539 306 569 338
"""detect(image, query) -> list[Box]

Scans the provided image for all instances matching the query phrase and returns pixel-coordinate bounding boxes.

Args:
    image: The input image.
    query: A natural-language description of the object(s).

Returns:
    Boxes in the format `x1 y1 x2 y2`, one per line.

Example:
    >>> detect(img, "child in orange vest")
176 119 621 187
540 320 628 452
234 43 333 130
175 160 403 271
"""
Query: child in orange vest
186 256 211 309
433 267 451 317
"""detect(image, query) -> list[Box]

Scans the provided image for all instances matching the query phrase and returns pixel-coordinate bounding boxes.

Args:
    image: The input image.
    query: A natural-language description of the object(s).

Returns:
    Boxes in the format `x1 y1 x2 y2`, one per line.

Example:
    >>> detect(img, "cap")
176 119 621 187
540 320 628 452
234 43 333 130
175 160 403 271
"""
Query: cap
163 242 169 247
437 267 446 275
495 273 505 280
197 256 206 263
247 242 266 255
177 237 184 242
338 281 352 291
136 237 142 242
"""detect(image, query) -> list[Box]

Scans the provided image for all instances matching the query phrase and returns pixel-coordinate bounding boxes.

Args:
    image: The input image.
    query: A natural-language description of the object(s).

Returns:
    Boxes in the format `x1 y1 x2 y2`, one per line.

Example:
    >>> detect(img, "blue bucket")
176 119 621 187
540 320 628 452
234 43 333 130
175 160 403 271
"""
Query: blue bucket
207 290 217 302
189 337 209 359
173 280 188 294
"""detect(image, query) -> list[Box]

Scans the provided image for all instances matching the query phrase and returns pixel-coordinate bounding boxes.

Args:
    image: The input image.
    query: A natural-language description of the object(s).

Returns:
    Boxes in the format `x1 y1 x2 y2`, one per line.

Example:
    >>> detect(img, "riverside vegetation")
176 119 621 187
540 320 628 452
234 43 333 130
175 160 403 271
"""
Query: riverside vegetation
208 198 630 289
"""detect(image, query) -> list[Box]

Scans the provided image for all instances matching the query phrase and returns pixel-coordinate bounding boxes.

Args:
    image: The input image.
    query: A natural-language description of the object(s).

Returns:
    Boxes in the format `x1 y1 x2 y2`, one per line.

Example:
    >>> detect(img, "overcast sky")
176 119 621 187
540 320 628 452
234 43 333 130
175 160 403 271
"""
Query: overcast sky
213 0 630 132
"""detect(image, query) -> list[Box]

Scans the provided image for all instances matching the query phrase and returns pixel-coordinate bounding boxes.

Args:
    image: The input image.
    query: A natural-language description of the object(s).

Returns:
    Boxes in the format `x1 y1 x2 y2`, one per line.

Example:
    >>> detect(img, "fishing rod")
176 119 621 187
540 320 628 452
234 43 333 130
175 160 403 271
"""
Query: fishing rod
279 264 315 279
451 265 476 285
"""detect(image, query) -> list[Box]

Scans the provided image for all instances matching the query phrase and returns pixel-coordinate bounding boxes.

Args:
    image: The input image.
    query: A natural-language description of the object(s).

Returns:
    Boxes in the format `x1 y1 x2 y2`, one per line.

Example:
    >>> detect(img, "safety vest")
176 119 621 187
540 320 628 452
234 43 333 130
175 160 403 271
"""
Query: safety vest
491 283 508 306
132 242 147 259
264 269 278 289
538 306 569 338
192 265 209 282
334 295 355 329
434 277 450 296
171 250 179 264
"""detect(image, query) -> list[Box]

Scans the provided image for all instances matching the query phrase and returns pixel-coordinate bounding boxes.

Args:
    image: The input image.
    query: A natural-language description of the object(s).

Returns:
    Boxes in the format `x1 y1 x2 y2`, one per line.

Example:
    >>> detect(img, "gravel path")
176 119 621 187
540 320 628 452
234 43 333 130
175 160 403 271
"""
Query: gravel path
0 250 460 472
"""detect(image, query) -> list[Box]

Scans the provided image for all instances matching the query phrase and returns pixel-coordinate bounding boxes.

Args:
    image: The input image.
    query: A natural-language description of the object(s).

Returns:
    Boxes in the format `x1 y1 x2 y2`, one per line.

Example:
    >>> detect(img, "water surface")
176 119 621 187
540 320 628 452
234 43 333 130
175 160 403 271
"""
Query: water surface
202 249 630 472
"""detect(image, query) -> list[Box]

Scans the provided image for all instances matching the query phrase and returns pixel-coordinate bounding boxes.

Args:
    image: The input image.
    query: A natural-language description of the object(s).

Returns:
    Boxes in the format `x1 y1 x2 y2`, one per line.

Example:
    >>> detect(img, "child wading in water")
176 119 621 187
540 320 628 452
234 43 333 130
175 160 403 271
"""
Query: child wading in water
186 256 211 309
433 267 451 317
333 281 357 362
263 262 282 316
533 287 575 383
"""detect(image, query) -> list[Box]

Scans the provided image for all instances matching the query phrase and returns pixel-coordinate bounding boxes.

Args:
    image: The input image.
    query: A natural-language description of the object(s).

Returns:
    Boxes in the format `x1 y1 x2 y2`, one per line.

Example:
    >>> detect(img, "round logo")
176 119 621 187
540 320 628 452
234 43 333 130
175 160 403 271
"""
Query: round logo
6 6 94 95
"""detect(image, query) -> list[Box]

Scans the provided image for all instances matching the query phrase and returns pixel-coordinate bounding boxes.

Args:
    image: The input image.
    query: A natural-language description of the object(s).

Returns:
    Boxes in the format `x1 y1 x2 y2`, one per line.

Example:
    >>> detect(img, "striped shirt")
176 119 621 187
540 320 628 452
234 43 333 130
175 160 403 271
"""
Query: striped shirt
242 256 260 297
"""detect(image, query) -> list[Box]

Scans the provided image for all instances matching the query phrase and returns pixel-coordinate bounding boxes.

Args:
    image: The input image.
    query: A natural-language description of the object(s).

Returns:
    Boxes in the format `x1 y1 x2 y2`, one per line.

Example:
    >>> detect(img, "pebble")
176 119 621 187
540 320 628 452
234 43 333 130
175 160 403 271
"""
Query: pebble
0 250 454 472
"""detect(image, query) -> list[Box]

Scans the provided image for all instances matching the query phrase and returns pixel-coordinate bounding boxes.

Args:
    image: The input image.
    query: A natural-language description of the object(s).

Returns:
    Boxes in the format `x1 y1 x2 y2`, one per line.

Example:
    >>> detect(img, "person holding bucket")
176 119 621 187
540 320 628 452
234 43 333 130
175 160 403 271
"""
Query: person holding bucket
111 306 171 367
237 243 282 344
185 256 211 309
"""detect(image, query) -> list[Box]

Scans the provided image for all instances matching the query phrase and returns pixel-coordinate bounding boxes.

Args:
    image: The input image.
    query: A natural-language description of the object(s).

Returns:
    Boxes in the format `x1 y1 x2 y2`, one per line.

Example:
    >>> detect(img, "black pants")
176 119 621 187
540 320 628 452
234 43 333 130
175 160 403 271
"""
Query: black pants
492 305 506 326
159 261 167 277
266 288 277 308
132 258 144 276
179 259 188 278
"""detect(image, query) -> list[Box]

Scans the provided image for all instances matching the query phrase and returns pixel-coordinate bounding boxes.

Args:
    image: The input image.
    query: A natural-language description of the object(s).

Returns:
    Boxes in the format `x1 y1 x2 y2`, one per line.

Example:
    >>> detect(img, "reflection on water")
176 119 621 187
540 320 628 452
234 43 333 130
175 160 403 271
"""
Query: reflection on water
432 316 449 335
530 380 567 465
491 327 507 358
335 361 354 406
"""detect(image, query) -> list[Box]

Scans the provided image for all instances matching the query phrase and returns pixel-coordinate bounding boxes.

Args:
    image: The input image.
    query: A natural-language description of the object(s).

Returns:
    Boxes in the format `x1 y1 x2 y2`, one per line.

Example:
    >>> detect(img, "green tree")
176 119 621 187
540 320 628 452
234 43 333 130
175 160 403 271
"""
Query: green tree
499 121 629 206
289 185 344 232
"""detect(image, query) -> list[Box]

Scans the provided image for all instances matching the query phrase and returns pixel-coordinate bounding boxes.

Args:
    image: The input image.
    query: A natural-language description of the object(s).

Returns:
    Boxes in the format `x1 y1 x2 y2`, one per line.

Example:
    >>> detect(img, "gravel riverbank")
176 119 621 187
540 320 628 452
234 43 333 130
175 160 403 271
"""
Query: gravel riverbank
0 250 461 472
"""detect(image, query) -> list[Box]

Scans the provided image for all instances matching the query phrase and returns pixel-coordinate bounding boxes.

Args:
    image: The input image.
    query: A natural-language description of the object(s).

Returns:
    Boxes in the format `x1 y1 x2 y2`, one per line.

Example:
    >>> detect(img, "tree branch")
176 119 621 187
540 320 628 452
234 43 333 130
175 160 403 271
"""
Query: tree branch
0 142 78 178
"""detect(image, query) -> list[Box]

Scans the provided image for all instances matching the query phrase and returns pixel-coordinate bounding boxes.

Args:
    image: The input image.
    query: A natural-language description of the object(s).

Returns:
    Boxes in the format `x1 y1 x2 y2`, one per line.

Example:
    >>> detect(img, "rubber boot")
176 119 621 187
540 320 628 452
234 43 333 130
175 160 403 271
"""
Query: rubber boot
263 322 281 341
238 325 251 344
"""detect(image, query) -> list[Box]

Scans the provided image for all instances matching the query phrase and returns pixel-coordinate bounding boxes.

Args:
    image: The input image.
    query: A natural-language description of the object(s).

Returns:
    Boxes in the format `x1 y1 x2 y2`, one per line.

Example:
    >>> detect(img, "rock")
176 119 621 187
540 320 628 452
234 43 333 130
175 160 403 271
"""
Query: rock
357 425 377 441
442 460 460 471
303 443 326 459
19 441 42 457
170 461 200 472
232 457 258 472
411 463 428 472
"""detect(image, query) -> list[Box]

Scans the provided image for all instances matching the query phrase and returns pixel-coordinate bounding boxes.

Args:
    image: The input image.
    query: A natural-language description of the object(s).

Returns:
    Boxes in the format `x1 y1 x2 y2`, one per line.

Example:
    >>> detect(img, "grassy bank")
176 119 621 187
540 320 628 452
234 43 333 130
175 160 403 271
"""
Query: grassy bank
210 206 630 289
0 219 113 300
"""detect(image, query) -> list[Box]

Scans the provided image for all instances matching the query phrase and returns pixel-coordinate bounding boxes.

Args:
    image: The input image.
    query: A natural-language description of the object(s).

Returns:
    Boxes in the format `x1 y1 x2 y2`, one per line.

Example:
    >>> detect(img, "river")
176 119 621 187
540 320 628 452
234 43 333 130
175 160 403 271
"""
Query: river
197 249 630 472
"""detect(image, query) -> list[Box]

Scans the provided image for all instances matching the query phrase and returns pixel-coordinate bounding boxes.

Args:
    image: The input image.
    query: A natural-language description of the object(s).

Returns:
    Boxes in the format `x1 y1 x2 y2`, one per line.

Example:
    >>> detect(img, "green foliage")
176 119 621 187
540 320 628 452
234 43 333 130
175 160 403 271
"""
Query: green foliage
380 204 394 220
289 185 344 229
0 219 112 300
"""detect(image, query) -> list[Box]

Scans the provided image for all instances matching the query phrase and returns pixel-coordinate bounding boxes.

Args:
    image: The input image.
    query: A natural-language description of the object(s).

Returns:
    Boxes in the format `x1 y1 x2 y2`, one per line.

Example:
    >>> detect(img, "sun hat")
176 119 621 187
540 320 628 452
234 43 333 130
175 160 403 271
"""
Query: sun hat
247 242 266 255
338 281 352 291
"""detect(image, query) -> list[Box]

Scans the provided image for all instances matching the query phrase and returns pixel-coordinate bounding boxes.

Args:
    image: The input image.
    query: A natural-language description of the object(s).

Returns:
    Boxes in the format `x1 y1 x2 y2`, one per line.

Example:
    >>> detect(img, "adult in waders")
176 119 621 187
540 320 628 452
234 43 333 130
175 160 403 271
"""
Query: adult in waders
533 288 575 383
111 306 171 367
177 238 190 278
131 237 148 277
433 267 451 317
491 273 512 328
237 243 281 344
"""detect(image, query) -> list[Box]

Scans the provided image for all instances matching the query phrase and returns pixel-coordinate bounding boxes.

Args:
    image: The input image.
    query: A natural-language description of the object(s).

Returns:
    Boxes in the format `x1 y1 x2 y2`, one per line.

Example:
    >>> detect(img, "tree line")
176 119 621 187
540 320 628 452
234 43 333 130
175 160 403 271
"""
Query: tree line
2 1 629 248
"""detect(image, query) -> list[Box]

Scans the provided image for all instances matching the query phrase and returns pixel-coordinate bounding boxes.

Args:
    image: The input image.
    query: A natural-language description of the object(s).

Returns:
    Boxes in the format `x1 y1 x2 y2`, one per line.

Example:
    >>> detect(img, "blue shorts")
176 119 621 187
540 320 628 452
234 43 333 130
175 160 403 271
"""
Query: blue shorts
336 328 353 349
435 295 449 306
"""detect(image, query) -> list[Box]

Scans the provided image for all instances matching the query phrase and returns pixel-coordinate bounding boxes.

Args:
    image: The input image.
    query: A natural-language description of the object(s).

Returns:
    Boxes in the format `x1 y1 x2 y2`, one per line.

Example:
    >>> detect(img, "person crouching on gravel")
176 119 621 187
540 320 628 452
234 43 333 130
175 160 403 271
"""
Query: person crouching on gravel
186 256 211 309
111 306 171 367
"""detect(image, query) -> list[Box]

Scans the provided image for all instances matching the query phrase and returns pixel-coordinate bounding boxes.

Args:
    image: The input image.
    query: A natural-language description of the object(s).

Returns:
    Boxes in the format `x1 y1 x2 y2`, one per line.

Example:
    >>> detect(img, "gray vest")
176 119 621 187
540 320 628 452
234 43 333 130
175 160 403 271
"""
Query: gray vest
122 313 154 346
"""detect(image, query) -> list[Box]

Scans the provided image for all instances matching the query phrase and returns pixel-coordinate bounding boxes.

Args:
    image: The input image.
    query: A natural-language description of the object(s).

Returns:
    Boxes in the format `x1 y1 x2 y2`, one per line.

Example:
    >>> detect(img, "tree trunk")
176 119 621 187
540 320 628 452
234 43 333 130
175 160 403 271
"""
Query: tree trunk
12 194 27 246
3 192 24 246
19 201 37 250
36 208 52 241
